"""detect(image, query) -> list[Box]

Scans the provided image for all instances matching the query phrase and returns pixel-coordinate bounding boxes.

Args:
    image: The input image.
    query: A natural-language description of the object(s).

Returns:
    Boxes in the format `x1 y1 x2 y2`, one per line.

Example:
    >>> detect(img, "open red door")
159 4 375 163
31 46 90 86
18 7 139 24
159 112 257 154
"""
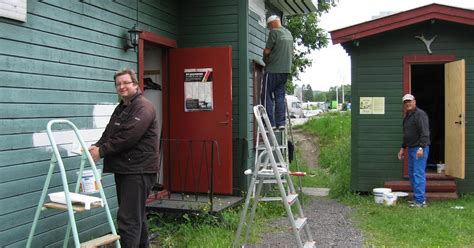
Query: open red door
164 46 232 194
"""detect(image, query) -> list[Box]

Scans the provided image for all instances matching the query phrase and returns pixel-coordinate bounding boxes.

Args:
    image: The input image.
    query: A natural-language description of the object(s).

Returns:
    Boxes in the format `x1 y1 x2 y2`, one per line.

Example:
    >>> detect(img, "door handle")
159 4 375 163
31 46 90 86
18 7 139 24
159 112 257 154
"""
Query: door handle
219 120 230 125
455 121 462 125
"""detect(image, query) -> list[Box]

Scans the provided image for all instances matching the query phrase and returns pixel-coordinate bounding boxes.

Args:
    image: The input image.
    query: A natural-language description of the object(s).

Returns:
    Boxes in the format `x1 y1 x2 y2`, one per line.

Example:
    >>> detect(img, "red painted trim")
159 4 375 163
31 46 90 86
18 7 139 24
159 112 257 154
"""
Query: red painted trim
331 4 474 45
138 38 145 92
401 54 456 177
137 31 176 191
140 32 177 48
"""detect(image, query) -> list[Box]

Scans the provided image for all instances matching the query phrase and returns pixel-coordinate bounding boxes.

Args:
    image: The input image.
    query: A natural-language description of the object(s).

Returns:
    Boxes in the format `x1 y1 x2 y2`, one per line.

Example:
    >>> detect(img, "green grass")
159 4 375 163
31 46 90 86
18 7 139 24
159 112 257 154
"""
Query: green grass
342 194 474 247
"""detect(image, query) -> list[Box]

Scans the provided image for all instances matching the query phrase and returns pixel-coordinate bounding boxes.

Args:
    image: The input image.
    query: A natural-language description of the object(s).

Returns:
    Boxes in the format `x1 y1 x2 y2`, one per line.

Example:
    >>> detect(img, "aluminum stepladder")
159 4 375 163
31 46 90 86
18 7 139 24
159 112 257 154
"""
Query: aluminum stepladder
233 105 315 248
27 120 120 248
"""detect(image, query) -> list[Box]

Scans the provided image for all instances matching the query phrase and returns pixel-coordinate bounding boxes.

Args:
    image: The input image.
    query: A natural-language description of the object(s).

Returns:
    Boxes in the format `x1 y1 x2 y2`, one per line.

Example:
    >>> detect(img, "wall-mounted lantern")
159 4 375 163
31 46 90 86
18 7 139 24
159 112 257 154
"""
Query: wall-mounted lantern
124 24 142 51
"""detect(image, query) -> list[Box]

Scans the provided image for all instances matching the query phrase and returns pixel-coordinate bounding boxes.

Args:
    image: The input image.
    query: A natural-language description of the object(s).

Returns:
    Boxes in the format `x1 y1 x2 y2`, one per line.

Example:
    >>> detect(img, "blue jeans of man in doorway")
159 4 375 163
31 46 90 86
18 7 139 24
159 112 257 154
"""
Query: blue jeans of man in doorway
261 72 289 128
408 146 430 204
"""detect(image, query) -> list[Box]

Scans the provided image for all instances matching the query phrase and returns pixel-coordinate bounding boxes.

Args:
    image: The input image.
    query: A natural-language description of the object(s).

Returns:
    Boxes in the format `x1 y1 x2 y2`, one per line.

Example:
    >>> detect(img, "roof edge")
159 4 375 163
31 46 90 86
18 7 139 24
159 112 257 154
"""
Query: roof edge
330 3 474 45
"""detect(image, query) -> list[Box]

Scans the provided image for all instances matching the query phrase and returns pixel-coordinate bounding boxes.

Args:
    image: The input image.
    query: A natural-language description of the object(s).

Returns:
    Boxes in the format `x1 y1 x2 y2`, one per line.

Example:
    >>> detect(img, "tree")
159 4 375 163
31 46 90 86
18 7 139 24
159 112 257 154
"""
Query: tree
285 0 338 94
302 84 314 102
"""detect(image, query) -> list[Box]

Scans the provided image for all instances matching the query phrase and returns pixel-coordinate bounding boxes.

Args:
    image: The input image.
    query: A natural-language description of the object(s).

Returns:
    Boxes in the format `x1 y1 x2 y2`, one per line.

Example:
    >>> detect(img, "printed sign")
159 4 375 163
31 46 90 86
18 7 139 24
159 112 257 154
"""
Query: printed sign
184 68 213 112
360 97 385 114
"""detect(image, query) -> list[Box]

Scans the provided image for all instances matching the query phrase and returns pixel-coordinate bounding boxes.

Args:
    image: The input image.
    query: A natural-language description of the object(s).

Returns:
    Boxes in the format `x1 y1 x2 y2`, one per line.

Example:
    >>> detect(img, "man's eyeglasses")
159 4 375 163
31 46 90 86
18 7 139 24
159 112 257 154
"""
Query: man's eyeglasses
115 81 133 88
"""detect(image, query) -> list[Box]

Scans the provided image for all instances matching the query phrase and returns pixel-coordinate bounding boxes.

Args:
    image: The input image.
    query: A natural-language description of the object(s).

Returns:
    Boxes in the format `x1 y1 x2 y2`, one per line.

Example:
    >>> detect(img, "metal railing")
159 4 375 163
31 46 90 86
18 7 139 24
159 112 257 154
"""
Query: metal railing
158 139 221 211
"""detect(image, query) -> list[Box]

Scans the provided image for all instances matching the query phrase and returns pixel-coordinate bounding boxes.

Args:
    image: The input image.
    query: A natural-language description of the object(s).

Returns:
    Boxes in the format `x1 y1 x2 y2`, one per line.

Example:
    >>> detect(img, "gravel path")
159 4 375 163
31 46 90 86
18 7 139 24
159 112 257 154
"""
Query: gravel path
248 196 364 247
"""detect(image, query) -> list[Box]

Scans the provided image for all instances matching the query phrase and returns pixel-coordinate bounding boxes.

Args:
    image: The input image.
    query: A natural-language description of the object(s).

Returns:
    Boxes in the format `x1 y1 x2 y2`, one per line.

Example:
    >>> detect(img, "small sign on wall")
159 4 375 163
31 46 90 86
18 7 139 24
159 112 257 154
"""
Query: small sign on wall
0 0 27 22
184 68 213 112
360 97 385 114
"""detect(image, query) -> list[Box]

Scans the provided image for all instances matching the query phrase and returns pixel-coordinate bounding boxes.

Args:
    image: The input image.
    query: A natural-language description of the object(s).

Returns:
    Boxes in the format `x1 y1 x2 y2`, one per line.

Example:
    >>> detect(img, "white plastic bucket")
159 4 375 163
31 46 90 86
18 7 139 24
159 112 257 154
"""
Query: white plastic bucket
77 169 102 194
383 192 397 206
373 188 391 204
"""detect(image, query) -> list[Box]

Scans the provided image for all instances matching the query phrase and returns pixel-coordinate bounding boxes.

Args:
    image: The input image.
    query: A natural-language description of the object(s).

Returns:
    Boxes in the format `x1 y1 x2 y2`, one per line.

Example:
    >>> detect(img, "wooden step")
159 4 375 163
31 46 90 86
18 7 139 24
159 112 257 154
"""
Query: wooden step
43 202 103 212
80 234 120 248
384 180 456 192
407 192 459 200
425 172 455 180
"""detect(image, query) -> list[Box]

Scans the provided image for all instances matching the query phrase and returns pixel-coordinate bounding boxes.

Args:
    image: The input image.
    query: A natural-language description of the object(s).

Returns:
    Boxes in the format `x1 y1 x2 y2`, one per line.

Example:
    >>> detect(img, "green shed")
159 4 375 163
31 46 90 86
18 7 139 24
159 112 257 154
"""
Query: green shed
0 0 318 246
330 4 474 197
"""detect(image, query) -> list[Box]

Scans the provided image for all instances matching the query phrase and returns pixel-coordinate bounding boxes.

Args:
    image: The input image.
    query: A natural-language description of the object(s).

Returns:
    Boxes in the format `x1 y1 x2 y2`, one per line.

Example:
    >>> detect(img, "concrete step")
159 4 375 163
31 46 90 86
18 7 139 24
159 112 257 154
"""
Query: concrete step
407 192 459 200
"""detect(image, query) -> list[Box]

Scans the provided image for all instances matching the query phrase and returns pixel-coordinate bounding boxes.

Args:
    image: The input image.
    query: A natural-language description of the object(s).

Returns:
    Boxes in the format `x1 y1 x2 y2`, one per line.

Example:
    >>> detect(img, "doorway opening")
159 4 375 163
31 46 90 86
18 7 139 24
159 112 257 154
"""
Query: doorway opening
411 63 444 171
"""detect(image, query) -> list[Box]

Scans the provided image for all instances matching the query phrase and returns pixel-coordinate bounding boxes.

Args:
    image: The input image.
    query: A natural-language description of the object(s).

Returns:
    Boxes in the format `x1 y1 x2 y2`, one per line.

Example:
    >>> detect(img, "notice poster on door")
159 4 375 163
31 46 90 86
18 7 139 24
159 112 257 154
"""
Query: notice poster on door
360 97 385 114
184 68 213 112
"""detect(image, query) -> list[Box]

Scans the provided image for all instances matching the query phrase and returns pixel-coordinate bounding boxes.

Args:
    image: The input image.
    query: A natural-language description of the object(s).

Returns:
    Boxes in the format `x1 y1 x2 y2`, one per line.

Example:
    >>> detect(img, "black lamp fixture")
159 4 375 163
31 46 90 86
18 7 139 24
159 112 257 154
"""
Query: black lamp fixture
124 23 142 51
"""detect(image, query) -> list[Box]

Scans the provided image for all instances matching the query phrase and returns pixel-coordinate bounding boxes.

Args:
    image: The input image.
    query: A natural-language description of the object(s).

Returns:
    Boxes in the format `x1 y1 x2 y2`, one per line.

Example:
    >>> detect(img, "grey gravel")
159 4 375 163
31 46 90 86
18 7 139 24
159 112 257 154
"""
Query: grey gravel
247 196 364 248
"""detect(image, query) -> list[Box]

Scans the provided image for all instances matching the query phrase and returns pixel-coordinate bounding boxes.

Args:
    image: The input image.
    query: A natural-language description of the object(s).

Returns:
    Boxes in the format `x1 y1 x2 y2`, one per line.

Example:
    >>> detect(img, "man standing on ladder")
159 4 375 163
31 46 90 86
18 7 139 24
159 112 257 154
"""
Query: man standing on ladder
89 68 160 247
262 15 294 130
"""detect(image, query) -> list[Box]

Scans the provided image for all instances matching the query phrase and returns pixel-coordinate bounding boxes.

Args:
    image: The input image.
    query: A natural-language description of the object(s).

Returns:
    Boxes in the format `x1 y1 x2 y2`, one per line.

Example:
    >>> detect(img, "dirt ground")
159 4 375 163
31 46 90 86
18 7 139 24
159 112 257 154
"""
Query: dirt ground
250 127 364 247
289 128 320 168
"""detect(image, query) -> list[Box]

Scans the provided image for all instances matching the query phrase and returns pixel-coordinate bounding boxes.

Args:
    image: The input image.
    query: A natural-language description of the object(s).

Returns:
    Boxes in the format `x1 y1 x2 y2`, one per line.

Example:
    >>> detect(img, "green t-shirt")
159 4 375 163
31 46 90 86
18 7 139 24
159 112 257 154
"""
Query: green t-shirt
265 27 293 73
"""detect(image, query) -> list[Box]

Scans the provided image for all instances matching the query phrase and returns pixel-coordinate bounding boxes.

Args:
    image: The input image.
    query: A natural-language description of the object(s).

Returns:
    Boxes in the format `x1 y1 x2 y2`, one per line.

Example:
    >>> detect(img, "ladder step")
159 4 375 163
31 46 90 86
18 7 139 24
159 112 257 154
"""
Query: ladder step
80 234 120 248
256 144 287 150
259 197 283 202
294 217 307 231
257 167 288 177
287 193 298 205
43 202 103 212
262 179 287 184
304 241 316 248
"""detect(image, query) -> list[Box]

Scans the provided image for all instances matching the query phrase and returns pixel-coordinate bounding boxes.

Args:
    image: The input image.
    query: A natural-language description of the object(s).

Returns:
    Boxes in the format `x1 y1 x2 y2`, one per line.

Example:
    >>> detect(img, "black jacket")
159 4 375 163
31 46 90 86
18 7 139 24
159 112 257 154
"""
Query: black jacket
402 107 430 148
95 93 159 174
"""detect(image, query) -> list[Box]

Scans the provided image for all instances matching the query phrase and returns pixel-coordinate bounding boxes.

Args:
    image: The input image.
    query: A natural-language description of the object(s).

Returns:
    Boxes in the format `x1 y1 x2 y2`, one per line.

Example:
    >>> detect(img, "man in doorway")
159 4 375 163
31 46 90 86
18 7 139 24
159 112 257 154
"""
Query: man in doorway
261 15 293 130
397 94 430 208
89 68 159 247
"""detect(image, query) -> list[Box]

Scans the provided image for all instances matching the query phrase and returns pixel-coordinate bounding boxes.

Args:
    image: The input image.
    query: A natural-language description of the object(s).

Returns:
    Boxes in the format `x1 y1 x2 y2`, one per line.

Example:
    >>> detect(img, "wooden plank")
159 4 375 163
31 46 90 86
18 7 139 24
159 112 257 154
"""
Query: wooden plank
80 234 120 248
0 88 117 104
0 71 114 93
0 22 135 62
0 40 134 72
43 201 103 212
180 23 238 35
1 103 117 119
0 116 110 135
1 56 119 82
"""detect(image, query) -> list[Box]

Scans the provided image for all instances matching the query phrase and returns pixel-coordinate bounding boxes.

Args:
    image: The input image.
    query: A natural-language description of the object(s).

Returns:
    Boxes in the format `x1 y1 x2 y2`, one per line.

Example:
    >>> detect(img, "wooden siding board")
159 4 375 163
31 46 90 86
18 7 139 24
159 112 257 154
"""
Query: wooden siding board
0 22 135 61
0 88 117 104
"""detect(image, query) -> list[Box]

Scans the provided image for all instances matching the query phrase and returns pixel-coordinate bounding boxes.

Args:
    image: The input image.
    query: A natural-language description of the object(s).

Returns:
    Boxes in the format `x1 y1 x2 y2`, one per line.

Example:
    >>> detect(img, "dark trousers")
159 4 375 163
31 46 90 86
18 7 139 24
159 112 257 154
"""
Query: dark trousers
261 72 289 127
115 173 156 248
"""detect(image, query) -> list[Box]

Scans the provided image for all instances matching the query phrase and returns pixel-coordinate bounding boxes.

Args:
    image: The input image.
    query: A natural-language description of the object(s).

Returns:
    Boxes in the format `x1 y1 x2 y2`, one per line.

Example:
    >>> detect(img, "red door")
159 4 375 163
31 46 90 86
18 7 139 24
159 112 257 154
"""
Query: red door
163 46 232 194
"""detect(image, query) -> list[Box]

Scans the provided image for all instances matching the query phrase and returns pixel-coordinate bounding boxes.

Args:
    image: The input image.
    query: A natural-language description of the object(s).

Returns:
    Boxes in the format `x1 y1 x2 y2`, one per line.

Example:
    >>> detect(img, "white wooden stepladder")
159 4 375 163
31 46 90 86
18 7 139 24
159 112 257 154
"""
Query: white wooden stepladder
233 105 315 248
27 120 120 248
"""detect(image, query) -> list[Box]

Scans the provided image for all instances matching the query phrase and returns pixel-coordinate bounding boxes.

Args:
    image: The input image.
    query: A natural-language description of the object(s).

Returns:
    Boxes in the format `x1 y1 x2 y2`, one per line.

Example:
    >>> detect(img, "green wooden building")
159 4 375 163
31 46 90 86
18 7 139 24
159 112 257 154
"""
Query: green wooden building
0 0 318 246
330 4 474 195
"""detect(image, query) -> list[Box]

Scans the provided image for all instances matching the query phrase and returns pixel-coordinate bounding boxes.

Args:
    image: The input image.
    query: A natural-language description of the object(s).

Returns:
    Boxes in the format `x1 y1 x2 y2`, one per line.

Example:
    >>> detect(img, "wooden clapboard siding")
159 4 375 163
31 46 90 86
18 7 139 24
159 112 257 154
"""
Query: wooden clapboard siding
0 0 178 247
347 21 474 192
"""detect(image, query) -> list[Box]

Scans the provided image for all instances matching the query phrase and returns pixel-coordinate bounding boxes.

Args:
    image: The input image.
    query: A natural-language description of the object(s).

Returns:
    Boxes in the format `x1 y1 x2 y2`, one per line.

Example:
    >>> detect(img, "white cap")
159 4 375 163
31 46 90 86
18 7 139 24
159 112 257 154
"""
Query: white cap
402 94 415 102
266 15 280 24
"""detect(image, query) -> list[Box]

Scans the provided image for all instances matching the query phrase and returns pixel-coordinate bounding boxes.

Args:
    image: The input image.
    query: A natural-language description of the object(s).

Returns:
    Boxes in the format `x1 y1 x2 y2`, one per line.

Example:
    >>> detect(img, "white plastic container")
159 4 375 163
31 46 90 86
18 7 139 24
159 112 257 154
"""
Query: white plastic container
383 192 397 206
373 188 391 204
77 169 102 194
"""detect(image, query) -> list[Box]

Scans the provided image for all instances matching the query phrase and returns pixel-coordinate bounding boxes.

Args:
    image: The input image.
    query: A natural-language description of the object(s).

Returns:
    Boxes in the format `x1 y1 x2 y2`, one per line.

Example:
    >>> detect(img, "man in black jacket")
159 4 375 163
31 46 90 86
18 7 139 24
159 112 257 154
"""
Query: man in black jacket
89 68 159 247
397 94 430 208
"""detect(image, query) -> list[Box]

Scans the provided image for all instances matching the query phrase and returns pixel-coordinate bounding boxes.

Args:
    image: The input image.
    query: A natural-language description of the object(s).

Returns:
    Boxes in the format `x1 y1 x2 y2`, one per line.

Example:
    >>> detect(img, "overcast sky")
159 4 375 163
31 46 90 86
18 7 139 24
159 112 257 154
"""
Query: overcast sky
296 0 474 91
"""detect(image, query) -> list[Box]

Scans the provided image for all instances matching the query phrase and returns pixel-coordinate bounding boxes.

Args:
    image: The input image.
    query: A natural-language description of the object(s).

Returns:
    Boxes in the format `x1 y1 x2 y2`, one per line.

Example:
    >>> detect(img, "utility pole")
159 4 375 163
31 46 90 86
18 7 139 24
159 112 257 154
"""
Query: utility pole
342 84 345 104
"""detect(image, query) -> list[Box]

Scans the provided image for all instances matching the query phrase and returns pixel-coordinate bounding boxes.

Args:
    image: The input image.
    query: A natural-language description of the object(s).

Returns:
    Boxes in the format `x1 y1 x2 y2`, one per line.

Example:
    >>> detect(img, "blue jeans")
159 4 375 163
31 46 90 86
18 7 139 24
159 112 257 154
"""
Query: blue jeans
261 72 289 127
408 146 429 203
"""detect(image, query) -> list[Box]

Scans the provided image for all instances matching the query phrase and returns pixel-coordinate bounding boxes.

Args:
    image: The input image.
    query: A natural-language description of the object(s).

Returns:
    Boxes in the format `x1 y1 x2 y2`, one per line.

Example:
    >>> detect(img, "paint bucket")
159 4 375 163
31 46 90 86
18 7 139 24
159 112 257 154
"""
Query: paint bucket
437 164 445 173
383 192 397 206
77 169 102 194
373 188 391 204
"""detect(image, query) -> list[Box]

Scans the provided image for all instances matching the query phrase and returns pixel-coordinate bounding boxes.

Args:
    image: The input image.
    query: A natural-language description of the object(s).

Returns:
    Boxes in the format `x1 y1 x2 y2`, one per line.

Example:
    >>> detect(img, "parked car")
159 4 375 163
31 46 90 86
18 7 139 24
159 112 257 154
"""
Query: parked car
285 95 304 118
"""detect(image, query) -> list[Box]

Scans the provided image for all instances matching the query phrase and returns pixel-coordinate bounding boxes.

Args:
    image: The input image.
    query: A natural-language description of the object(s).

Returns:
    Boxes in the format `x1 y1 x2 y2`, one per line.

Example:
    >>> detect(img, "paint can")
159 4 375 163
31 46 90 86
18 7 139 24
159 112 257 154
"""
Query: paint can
383 192 397 206
77 169 102 194
437 163 445 173
373 188 391 204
